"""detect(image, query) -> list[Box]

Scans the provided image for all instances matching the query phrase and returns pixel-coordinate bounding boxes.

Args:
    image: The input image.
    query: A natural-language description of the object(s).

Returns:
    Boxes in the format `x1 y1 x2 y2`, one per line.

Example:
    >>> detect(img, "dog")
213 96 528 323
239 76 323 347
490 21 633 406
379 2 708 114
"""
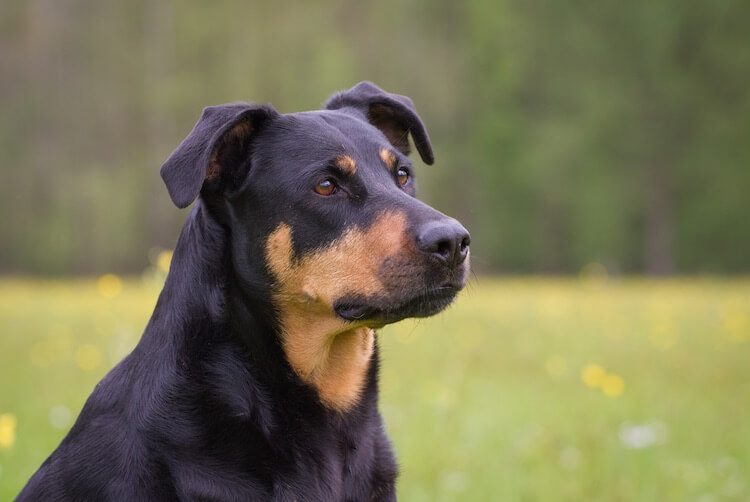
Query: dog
19 82 470 501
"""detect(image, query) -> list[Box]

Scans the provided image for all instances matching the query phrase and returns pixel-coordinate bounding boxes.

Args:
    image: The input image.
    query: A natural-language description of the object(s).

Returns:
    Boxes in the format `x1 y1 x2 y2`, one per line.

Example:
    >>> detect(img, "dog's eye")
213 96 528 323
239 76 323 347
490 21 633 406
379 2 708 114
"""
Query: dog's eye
314 178 337 196
397 168 410 187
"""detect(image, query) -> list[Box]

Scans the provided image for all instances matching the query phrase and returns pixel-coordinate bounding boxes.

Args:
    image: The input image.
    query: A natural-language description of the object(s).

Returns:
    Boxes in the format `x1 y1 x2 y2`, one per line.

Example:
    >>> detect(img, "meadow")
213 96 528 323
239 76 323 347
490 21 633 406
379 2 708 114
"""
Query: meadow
1 276 748 500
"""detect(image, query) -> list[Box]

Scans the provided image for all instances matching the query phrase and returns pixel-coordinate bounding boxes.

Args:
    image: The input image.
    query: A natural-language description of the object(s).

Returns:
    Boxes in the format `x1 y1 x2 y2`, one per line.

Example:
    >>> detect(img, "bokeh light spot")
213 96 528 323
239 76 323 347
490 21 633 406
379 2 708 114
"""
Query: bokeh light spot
157 250 173 274
49 405 72 430
619 421 668 449
97 274 123 298
74 345 102 372
581 364 606 388
601 373 625 397
723 313 749 343
0 413 18 450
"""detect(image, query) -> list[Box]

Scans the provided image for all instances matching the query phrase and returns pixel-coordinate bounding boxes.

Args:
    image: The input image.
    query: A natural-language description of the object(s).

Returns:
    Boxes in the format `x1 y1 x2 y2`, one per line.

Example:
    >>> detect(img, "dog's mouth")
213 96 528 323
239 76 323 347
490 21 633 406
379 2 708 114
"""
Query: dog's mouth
334 284 462 325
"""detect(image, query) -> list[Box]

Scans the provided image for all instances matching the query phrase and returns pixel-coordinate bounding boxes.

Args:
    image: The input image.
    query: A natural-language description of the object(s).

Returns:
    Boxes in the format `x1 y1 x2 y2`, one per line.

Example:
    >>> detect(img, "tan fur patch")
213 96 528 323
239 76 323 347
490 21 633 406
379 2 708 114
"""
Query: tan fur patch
265 212 408 411
379 148 397 171
206 160 221 181
334 155 357 175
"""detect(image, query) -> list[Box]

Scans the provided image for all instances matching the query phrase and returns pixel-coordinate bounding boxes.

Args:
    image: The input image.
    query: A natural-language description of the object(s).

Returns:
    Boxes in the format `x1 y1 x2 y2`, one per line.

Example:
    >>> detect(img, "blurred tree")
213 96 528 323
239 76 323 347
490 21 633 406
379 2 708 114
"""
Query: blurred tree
459 0 750 273
0 0 748 274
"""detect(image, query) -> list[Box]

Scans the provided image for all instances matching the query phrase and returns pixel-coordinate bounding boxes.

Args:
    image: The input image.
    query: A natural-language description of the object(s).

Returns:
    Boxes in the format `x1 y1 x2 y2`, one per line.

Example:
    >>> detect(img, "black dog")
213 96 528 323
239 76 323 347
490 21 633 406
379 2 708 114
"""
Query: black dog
19 82 470 501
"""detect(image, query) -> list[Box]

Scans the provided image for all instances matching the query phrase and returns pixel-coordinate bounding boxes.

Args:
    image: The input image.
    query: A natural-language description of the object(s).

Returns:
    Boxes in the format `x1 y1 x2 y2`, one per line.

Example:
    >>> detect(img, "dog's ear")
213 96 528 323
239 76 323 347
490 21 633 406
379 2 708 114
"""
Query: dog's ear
160 103 279 208
325 81 434 165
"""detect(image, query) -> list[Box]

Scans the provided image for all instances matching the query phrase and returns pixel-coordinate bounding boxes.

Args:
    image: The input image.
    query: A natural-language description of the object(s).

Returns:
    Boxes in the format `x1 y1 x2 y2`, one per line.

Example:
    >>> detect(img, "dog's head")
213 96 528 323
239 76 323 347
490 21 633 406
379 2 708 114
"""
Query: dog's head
161 82 470 409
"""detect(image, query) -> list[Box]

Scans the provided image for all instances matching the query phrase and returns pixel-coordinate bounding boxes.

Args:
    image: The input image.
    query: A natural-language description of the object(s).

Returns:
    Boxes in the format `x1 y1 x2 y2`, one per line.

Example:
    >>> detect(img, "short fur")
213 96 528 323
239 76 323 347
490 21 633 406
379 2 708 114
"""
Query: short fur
19 82 470 501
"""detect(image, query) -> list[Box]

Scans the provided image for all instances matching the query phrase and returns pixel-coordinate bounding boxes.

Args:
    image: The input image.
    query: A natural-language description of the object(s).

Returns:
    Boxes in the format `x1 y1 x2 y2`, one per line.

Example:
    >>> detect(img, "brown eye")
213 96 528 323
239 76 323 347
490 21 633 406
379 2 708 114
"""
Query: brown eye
314 178 337 196
397 168 410 187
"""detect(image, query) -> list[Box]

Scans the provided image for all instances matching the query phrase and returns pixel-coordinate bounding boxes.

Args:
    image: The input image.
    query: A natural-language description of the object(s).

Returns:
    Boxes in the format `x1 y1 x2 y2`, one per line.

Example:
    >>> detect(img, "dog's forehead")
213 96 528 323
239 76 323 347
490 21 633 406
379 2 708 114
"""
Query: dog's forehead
296 109 384 143
258 110 393 167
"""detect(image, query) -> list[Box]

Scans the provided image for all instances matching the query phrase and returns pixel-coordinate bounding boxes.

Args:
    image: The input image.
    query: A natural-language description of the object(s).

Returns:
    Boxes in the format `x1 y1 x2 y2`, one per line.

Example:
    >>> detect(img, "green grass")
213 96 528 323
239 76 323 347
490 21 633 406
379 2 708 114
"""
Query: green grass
1 277 749 500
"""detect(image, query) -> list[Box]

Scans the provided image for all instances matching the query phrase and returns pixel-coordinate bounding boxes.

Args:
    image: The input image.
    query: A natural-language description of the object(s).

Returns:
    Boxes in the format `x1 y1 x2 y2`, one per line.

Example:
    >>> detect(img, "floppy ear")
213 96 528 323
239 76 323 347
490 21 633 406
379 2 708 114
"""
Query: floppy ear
324 81 434 165
160 103 279 208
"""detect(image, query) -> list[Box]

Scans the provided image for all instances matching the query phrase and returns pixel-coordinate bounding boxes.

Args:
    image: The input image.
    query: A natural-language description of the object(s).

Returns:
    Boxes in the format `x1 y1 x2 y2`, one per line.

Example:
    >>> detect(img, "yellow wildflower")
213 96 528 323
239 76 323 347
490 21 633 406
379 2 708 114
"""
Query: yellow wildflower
601 373 625 397
157 250 173 274
97 274 123 298
0 413 17 450
724 313 749 342
581 364 606 388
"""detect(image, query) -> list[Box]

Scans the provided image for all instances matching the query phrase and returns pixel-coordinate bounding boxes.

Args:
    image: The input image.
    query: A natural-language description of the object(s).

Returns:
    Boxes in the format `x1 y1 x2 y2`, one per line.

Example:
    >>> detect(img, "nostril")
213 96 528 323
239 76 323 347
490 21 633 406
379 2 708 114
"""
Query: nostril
435 239 453 260
459 236 470 253
455 234 470 265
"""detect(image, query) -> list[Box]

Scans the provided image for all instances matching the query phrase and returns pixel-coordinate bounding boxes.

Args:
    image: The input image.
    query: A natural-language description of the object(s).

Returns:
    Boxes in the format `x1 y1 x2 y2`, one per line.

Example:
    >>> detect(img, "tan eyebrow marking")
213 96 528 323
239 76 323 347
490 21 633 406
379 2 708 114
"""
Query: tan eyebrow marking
333 155 357 175
379 148 397 171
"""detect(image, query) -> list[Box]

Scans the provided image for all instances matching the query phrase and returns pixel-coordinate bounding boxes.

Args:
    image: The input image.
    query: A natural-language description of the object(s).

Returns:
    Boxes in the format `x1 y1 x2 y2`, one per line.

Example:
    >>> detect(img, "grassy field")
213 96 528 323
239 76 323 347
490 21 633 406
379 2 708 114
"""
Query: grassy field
1 277 749 500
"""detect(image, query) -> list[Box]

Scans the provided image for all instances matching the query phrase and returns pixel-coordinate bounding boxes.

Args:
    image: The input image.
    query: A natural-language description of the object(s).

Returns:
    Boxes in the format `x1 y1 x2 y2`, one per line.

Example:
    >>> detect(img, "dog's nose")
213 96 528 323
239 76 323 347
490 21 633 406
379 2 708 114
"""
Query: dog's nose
416 220 471 266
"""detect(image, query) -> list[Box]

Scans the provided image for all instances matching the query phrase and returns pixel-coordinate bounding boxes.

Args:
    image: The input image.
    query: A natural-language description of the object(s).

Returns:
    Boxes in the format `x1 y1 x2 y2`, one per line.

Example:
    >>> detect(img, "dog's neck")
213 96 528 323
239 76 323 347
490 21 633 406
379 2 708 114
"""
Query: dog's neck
279 312 376 412
153 204 227 324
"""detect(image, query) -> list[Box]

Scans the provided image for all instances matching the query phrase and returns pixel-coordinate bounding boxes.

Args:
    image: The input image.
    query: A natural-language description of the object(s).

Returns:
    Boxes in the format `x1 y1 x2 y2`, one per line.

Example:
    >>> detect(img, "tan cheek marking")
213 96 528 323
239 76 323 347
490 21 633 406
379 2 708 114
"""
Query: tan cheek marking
334 155 357 175
265 213 408 411
379 148 397 171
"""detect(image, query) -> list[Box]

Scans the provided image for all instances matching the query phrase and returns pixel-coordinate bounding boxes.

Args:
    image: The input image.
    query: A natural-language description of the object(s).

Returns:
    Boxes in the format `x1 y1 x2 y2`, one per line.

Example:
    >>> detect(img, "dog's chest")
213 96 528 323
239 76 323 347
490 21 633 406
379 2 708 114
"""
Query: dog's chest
272 422 380 499
169 417 386 500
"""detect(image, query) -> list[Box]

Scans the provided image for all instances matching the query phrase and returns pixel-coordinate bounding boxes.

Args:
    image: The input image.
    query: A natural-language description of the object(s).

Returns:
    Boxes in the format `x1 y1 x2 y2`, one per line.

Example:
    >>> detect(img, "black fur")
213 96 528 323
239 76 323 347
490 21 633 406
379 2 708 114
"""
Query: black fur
19 82 469 501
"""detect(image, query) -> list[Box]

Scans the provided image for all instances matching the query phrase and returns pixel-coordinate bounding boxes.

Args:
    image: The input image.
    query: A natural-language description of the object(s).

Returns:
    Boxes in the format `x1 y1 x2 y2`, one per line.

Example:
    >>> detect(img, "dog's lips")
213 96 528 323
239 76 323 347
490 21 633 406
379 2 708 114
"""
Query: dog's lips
334 285 462 325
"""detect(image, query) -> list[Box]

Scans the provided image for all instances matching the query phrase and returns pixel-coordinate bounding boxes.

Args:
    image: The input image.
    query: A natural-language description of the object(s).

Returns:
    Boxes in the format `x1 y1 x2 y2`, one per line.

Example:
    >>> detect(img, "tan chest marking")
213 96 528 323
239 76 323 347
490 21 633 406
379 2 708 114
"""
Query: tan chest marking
265 212 407 411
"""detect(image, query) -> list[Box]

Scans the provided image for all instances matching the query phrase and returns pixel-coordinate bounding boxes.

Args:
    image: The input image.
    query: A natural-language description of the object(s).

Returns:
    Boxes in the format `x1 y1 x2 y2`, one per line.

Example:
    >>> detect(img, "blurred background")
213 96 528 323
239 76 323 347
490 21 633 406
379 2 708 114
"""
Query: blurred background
1 0 749 499
3 0 750 276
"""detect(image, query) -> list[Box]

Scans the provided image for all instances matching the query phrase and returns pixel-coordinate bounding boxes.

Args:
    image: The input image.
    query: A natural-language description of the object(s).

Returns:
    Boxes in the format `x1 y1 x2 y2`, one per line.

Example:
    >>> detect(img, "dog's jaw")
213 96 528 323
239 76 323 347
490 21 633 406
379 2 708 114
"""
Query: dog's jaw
264 218 407 411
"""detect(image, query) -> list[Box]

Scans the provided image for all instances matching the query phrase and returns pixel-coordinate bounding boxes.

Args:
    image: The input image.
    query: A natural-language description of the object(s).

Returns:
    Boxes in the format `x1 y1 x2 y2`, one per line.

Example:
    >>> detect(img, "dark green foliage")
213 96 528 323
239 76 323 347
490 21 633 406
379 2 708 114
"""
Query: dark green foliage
1 0 748 274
